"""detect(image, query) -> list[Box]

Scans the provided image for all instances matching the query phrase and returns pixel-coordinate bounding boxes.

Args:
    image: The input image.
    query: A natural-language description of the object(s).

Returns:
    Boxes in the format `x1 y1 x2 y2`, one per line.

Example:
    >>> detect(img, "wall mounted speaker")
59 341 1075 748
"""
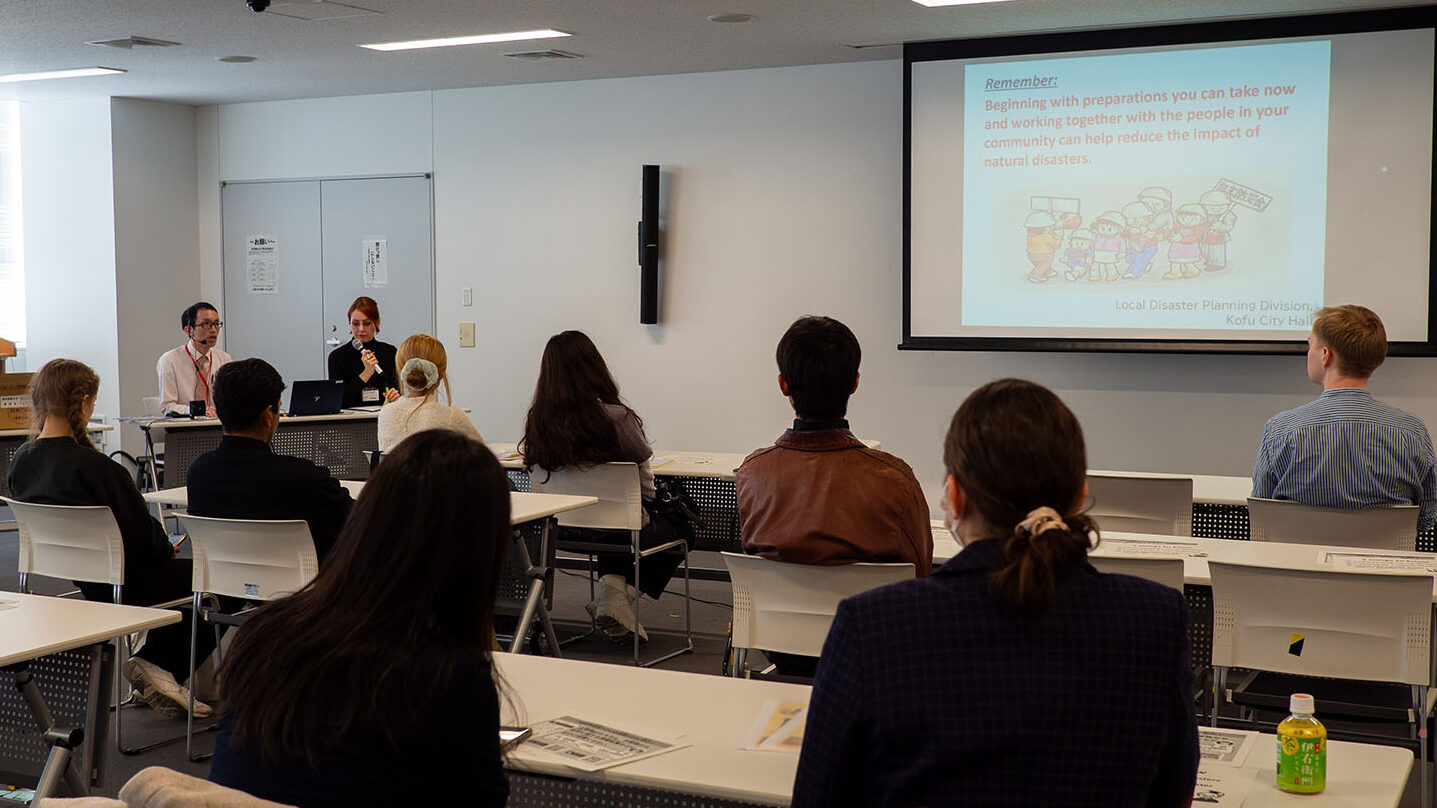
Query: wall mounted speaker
638 164 660 325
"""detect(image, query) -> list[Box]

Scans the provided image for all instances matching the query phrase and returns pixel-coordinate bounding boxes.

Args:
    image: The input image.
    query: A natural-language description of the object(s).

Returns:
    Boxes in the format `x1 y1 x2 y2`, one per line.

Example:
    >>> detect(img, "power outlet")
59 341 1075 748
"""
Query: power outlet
458 322 476 347
461 287 473 307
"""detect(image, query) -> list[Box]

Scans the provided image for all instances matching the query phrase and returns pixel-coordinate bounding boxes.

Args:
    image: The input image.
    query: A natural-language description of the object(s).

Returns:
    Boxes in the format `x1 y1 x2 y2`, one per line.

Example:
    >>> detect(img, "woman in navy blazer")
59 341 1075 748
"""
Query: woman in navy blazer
794 378 1198 808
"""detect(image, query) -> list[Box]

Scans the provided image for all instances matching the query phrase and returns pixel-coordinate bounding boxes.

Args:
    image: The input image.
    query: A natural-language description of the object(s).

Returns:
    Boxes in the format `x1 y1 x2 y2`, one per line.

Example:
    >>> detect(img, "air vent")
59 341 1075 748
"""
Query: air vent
86 36 181 49
504 49 583 61
266 0 379 21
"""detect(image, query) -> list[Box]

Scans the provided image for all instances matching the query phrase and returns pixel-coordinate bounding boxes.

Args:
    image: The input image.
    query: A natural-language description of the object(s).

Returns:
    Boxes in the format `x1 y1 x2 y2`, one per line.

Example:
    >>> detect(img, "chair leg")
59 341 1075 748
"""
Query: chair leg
1211 666 1226 727
632 532 641 668
1417 685 1429 808
635 539 694 669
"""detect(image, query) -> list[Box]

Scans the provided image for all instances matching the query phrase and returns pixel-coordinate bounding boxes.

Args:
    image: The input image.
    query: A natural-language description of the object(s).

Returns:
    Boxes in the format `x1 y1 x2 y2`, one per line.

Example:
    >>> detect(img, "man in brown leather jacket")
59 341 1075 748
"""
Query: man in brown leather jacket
736 316 933 577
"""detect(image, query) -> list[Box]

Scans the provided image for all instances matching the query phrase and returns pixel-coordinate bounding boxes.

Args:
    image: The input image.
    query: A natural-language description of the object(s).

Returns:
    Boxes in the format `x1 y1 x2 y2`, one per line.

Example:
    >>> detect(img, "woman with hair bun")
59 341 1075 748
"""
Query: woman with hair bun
376 334 482 453
793 378 1198 808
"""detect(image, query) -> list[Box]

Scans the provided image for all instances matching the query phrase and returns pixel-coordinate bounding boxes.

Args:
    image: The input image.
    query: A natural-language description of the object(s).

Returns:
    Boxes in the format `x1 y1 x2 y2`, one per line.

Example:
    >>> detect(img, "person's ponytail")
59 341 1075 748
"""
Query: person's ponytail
990 509 1097 614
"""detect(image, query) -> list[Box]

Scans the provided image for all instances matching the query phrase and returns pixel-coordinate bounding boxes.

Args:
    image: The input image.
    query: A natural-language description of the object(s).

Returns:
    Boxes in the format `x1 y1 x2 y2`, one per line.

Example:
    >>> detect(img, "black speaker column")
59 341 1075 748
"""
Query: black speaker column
638 164 660 325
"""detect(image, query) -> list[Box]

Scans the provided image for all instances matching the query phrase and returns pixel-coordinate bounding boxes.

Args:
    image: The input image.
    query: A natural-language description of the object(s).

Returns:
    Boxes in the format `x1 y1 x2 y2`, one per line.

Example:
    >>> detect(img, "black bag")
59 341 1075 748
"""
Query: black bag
648 477 704 542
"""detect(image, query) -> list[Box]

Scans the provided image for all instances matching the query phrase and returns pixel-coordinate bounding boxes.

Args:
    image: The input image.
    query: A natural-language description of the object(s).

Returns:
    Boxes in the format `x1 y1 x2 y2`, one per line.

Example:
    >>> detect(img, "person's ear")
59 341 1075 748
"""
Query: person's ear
851 371 860 395
777 373 790 397
943 474 965 518
1075 480 1089 512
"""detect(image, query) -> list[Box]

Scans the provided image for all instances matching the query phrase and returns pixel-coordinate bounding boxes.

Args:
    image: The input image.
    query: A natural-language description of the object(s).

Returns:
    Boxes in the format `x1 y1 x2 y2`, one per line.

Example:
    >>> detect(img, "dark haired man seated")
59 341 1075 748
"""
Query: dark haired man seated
735 316 932 676
186 358 353 562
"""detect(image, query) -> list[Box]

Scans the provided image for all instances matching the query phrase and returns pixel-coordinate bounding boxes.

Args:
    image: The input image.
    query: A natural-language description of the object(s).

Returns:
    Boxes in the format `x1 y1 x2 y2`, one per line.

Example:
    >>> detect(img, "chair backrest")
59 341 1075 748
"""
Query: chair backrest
530 462 643 531
1209 560 1432 685
2 497 124 586
1086 473 1194 536
722 552 915 657
1246 497 1419 550
1088 554 1186 592
179 515 317 601
141 396 162 417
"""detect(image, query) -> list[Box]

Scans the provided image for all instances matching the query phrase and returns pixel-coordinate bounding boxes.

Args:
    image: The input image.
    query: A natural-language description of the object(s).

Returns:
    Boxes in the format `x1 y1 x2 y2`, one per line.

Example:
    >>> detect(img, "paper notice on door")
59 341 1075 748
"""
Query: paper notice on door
246 235 278 294
363 237 388 288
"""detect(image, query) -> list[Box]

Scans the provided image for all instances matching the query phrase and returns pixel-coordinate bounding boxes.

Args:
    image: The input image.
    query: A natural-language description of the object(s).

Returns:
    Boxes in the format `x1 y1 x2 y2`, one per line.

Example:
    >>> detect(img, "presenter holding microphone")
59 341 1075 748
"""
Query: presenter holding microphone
328 296 399 408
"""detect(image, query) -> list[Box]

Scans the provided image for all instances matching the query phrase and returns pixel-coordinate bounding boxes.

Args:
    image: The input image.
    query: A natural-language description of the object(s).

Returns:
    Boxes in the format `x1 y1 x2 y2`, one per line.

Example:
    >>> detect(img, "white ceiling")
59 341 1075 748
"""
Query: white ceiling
0 0 1423 106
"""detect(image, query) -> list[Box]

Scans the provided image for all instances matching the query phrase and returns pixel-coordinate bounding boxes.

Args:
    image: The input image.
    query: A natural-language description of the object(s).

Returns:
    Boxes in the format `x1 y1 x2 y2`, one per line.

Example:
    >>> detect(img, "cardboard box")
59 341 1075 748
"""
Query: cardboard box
0 372 34 430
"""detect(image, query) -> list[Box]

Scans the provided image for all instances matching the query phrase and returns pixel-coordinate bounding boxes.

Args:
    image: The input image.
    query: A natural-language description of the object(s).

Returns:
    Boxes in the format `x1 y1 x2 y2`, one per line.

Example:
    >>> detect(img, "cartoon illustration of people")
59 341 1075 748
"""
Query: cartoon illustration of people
1165 203 1206 279
1062 228 1095 281
1120 201 1159 279
1138 187 1175 240
1023 210 1062 284
1090 211 1126 282
1199 189 1237 272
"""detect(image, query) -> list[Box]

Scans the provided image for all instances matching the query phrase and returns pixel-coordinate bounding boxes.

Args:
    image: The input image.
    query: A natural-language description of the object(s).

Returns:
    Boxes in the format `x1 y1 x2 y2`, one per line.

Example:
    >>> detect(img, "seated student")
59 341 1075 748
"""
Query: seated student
377 334 483 453
793 379 1198 808
1254 304 1437 529
327 296 399 408
209 430 510 807
736 316 931 572
186 358 353 562
521 330 683 642
7 359 216 719
156 301 231 417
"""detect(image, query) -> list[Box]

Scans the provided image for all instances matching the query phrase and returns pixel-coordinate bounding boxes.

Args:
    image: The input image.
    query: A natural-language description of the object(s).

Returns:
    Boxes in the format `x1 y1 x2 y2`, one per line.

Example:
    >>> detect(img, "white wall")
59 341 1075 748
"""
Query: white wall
20 98 120 450
202 61 1437 511
111 98 200 453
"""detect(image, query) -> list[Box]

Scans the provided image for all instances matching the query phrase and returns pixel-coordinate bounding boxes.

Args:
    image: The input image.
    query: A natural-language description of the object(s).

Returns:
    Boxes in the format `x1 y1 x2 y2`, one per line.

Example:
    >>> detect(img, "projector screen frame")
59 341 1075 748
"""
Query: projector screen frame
900 5 1437 357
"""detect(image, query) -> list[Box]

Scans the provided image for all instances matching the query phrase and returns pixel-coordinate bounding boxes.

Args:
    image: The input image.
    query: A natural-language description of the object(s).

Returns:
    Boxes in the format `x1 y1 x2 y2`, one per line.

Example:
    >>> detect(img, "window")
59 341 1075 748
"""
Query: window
0 100 24 348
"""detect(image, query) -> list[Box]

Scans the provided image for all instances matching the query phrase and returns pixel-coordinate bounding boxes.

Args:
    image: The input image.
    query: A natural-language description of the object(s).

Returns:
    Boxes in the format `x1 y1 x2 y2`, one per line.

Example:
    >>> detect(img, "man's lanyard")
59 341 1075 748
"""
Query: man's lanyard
184 342 212 405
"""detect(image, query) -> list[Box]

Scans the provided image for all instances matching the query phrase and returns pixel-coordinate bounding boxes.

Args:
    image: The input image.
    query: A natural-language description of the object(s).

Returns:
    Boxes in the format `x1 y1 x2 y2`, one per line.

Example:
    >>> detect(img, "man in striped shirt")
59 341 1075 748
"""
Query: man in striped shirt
1253 305 1437 529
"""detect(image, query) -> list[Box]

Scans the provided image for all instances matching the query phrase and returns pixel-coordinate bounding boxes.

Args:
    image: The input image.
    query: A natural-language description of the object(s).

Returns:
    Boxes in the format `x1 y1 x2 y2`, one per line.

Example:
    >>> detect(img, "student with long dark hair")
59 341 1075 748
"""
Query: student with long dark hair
7 359 216 719
209 429 510 807
521 330 682 642
793 379 1198 807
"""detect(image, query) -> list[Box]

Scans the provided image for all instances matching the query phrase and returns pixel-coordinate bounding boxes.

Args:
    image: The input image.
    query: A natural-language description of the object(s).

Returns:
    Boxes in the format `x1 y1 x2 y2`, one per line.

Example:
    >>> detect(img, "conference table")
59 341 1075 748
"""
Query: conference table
0 594 180 799
140 411 380 489
495 653 1411 807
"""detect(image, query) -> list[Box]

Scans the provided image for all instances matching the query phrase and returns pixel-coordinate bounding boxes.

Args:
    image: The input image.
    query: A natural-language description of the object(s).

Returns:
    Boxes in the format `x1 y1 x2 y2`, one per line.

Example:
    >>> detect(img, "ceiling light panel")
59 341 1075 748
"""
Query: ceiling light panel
0 67 125 84
912 0 1019 6
359 29 570 52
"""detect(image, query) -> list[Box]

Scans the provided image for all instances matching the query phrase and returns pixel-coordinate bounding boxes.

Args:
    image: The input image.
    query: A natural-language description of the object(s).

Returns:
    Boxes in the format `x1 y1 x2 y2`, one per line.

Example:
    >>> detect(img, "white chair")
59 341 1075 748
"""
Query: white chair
1208 560 1435 807
1088 554 1186 592
721 552 913 678
2 497 187 756
141 397 162 417
1086 473 1193 536
1247 497 1419 550
177 515 317 761
531 462 693 668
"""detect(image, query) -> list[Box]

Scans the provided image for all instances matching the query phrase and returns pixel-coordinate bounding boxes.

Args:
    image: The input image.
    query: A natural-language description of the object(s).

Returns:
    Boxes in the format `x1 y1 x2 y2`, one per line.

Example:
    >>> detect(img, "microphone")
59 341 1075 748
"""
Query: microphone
353 337 381 374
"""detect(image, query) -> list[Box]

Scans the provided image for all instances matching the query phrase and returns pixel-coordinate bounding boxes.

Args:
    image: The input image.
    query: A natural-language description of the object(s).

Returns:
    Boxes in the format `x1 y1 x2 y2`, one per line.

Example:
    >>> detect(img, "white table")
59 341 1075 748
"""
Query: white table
496 655 1410 807
496 653 805 806
0 593 180 798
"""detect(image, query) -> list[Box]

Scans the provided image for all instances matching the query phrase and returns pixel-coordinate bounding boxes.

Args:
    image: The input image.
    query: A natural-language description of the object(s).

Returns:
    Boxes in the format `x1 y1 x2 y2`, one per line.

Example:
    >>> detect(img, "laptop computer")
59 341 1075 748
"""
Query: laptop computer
288 380 344 416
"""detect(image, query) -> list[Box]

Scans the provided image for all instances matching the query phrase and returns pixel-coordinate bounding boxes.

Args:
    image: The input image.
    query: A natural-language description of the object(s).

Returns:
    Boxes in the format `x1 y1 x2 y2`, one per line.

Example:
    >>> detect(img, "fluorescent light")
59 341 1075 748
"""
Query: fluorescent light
0 67 125 84
360 29 569 52
912 0 1018 6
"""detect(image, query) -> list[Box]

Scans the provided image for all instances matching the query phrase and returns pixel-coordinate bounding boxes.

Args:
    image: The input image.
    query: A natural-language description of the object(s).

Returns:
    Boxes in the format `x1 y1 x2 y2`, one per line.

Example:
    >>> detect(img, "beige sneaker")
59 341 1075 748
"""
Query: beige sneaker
123 658 212 719
585 574 648 643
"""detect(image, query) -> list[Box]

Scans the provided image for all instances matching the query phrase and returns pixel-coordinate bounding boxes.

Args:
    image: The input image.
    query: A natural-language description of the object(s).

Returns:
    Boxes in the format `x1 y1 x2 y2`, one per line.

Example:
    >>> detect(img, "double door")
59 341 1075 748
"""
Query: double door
221 175 434 407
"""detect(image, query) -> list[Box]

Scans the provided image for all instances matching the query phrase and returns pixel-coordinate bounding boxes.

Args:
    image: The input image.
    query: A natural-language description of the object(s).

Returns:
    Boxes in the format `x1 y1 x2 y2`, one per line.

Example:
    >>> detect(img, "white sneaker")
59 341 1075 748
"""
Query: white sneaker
585 574 647 643
123 657 212 719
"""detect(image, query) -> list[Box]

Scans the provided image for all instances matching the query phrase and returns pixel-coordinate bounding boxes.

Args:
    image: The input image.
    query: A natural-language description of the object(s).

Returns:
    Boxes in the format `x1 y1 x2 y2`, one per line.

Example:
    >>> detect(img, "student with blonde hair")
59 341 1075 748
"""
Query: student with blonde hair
376 333 482 452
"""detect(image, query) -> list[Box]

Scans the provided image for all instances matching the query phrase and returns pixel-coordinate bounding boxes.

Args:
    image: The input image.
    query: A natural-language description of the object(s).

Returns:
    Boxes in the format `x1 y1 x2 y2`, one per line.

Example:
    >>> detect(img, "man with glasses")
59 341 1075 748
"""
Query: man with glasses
157 301 232 417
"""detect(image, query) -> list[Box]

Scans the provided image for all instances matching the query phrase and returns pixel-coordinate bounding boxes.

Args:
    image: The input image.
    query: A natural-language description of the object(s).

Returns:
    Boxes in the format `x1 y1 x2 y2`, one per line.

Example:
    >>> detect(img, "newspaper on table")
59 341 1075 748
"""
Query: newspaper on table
1098 538 1208 558
522 716 688 772
1320 550 1437 572
1191 765 1257 807
1198 727 1257 767
739 698 808 753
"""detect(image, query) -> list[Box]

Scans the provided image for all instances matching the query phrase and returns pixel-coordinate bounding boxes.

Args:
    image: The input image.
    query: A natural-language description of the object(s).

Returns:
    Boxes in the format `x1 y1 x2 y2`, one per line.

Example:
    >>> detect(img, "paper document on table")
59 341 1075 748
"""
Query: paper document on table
1198 728 1257 767
651 455 712 469
1321 550 1437 572
1100 539 1207 558
0 598 17 612
1191 765 1257 806
344 406 382 413
739 699 808 753
523 716 688 772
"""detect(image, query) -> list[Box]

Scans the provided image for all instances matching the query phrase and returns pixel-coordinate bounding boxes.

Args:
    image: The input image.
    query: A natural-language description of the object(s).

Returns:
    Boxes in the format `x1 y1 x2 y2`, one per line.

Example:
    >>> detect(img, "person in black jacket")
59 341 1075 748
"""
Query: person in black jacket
7 359 216 719
326 296 398 408
209 429 510 807
187 358 353 562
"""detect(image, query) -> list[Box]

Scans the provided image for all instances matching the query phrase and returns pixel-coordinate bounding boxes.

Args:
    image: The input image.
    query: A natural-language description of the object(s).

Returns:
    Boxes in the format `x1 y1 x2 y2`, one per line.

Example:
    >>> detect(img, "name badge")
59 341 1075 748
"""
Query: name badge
362 388 380 403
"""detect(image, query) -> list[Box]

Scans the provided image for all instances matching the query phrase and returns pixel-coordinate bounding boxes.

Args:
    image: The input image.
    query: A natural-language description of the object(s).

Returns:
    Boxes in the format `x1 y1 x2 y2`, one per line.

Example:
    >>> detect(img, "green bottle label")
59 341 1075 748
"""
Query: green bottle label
1276 731 1326 793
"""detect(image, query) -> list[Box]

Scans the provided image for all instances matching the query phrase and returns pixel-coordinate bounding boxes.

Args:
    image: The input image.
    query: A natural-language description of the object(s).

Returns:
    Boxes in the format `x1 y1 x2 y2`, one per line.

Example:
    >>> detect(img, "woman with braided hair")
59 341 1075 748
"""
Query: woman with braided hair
794 378 1199 808
7 359 217 719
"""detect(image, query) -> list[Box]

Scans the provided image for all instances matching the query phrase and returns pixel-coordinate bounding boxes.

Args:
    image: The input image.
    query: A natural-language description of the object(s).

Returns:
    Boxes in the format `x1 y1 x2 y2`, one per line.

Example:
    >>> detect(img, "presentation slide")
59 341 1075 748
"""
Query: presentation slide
908 24 1435 347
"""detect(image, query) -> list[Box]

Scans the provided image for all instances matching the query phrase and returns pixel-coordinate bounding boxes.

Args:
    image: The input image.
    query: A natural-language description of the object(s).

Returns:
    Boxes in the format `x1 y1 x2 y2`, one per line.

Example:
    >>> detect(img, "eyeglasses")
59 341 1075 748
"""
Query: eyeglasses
193 321 222 329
